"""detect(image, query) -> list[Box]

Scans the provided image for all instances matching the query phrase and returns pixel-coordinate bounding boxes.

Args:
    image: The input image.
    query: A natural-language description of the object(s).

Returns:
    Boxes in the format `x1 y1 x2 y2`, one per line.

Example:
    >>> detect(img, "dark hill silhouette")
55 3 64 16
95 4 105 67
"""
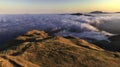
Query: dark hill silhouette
93 35 120 52
70 13 93 16
90 11 107 14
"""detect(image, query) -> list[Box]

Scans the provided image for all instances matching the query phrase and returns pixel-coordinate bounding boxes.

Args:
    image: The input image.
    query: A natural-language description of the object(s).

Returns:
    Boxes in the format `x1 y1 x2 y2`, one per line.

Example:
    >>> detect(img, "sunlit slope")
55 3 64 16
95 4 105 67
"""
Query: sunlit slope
0 30 120 67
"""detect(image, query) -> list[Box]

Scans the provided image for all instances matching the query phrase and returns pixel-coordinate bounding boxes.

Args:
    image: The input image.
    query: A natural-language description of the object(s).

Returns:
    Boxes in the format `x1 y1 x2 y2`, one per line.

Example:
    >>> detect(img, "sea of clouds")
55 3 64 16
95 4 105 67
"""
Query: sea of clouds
0 13 120 44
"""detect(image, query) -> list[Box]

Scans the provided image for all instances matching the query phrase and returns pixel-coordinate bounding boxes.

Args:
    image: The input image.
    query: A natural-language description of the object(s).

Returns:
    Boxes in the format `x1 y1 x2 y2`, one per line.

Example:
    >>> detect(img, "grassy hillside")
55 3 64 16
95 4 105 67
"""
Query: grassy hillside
0 30 120 67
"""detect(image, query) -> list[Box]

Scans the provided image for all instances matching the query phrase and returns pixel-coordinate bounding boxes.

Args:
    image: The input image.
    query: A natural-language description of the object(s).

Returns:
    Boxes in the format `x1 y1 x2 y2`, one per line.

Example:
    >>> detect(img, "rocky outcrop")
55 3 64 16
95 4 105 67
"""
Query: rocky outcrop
0 30 120 67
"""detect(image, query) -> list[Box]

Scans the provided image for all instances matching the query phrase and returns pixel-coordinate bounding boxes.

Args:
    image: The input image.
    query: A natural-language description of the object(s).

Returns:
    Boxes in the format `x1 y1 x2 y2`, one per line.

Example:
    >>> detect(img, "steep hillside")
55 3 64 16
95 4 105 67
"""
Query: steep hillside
93 35 120 51
0 30 120 67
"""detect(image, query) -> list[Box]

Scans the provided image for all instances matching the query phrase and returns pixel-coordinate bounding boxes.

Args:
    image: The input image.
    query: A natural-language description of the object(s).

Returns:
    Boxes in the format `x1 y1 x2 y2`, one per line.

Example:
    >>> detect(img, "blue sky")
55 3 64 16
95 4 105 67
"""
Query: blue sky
0 0 120 14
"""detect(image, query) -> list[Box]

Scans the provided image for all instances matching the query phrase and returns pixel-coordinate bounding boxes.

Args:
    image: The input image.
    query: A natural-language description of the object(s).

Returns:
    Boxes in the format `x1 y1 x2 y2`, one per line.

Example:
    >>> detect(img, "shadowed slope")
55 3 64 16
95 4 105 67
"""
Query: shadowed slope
93 35 120 52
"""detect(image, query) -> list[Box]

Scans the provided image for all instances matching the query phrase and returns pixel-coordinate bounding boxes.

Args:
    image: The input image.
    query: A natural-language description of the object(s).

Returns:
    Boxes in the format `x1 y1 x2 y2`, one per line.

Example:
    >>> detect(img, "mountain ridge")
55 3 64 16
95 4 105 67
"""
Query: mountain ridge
0 30 120 67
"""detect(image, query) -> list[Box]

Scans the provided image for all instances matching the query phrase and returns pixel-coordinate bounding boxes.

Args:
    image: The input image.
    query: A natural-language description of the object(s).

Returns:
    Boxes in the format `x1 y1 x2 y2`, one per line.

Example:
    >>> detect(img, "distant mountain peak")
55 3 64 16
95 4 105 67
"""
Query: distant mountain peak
90 11 107 14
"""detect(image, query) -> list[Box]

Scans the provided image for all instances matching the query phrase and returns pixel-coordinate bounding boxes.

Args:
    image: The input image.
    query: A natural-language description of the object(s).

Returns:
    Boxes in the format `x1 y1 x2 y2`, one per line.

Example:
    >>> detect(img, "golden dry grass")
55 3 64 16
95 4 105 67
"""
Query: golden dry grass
0 30 120 67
